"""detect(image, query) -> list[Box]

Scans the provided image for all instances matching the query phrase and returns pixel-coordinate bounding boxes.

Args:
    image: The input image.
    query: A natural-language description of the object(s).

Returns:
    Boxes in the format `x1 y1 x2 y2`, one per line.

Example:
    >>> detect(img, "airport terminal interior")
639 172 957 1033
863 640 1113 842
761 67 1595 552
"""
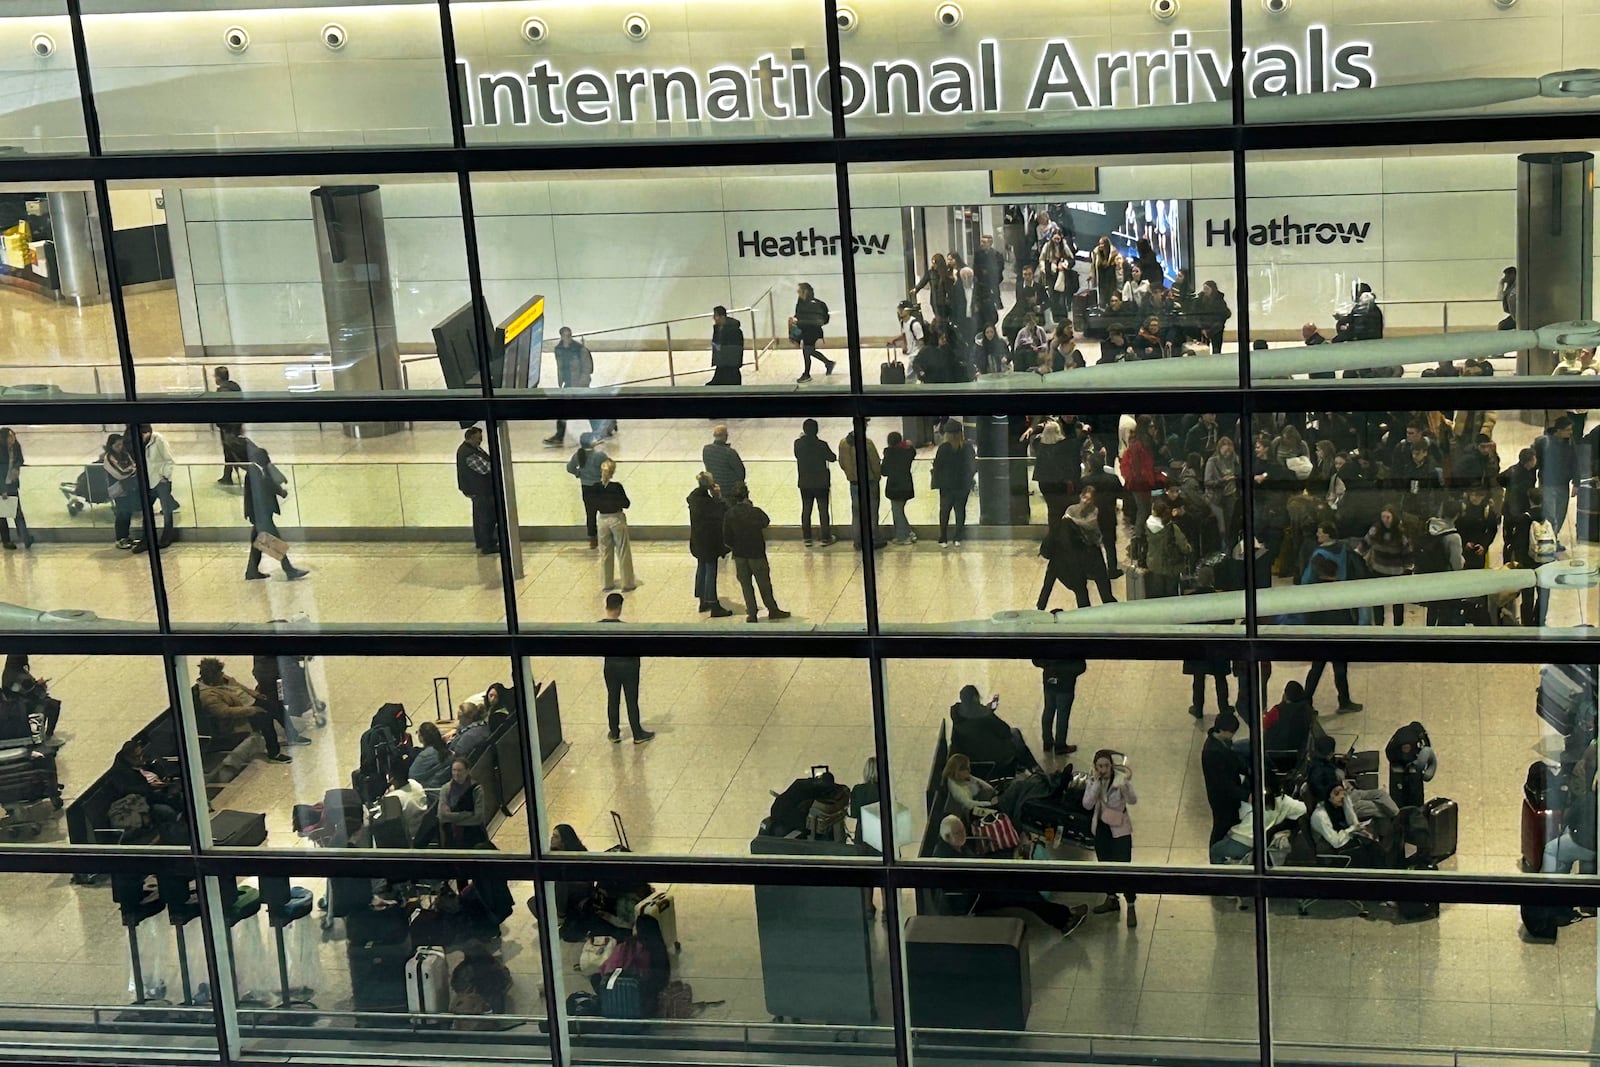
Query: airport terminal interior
2 2 1600 1066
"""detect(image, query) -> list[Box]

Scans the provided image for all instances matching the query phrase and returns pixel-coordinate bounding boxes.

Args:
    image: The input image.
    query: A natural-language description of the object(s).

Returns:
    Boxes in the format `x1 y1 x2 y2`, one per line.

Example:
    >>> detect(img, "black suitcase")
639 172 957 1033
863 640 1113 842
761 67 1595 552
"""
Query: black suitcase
881 350 906 385
0 753 58 805
211 809 267 847
348 938 411 1024
1424 797 1458 862
1537 664 1595 735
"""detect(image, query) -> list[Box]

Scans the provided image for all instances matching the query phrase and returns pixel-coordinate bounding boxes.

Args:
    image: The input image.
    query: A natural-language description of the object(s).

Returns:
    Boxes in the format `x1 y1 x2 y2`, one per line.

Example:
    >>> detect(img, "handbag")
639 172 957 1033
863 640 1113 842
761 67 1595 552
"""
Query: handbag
107 478 125 499
1053 270 1067 293
577 935 616 977
0 496 15 520
971 810 1020 853
252 531 289 560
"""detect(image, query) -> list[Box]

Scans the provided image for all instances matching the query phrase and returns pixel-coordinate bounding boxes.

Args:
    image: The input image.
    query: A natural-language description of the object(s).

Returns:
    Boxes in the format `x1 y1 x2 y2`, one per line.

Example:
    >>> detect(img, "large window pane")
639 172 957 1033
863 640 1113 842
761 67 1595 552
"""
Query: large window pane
472 167 846 397
450 0 833 146
110 176 473 398
0 5 88 156
81 2 453 153
532 655 877 858
0 185 124 399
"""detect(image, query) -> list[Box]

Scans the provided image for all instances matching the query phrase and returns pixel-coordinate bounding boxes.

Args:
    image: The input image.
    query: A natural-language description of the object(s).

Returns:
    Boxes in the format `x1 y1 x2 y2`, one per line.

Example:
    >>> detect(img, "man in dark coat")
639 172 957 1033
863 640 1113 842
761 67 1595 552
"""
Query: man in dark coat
1201 710 1250 845
687 472 732 617
708 305 744 387
793 419 837 546
723 485 790 623
243 441 307 582
456 426 499 555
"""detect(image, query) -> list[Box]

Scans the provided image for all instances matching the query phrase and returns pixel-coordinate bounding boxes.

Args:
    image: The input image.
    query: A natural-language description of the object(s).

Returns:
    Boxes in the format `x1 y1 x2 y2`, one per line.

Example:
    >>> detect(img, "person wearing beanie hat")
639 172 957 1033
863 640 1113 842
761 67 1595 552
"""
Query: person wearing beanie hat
1201 711 1250 845
565 431 611 549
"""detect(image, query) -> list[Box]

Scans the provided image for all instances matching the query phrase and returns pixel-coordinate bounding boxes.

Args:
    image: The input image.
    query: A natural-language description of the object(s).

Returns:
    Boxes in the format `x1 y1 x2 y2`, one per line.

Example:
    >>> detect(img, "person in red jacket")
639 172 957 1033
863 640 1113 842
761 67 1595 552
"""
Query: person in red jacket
1118 416 1162 532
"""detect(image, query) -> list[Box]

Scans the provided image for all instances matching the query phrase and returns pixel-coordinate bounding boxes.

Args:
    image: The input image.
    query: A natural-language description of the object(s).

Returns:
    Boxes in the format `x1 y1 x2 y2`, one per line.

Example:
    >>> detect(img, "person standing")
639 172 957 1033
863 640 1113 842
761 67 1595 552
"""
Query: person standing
702 424 746 494
723 484 791 623
1026 419 1080 537
839 424 886 550
566 432 610 550
545 326 595 447
1034 657 1086 756
243 442 307 581
456 426 499 556
594 459 636 593
139 425 179 549
1083 750 1138 927
687 472 733 617
212 367 246 485
794 419 837 547
708 306 744 387
0 427 34 550
974 233 1005 318
102 432 141 550
931 421 976 547
881 431 918 545
1202 710 1251 846
1301 554 1364 714
789 281 836 383
599 593 654 744
1535 416 1578 547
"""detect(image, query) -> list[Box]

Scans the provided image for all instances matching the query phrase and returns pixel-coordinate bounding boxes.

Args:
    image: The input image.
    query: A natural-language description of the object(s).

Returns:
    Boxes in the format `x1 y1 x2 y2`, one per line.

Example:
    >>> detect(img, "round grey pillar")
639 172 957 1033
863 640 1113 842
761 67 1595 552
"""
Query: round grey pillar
46 191 105 307
1516 152 1594 378
310 185 404 437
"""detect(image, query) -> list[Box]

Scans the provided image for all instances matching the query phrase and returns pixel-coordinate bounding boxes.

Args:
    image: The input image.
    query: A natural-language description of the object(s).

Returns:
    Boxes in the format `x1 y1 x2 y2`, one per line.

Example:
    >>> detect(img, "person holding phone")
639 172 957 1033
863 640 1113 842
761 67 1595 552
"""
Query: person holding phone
1083 750 1138 927
1309 781 1393 868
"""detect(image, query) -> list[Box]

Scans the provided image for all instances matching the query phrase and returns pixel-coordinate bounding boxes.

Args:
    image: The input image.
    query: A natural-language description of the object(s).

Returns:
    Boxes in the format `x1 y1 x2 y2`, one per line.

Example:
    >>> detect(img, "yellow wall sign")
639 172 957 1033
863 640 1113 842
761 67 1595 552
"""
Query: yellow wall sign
989 167 1099 197
503 295 544 344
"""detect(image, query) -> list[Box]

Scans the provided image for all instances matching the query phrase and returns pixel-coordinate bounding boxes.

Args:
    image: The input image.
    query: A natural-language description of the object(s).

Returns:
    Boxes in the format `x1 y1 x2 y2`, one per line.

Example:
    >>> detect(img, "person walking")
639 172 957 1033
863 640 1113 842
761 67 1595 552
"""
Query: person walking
243 442 307 581
566 432 610 550
102 432 141 550
931 421 976 547
1300 554 1364 714
702 424 746 494
594 459 636 592
1083 750 1138 927
839 424 886 550
708 305 744 387
1037 485 1116 610
723 484 790 623
882 431 918 545
456 426 499 556
0 427 34 550
687 472 733 617
1034 657 1086 756
545 327 596 447
599 593 654 744
139 425 179 549
789 281 836 382
212 366 246 484
794 419 837 547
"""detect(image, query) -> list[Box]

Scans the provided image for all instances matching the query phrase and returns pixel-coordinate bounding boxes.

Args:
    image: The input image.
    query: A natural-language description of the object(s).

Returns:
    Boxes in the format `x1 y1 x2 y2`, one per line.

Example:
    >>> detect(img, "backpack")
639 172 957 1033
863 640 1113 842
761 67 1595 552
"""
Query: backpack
356 703 412 802
1522 904 1580 940
108 794 151 831
1386 721 1431 767
766 767 837 837
1529 518 1558 564
1413 529 1452 574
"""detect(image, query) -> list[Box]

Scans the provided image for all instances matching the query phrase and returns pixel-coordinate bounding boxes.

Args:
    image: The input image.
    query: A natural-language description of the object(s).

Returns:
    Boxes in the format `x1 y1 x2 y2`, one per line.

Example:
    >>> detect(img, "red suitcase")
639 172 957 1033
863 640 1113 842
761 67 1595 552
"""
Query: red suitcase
1522 761 1564 872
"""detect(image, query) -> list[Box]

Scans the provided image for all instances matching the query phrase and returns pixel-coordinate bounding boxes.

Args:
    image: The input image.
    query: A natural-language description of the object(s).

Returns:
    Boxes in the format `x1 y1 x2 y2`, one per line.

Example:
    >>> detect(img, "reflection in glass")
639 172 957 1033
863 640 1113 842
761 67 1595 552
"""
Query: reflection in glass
0 9 89 155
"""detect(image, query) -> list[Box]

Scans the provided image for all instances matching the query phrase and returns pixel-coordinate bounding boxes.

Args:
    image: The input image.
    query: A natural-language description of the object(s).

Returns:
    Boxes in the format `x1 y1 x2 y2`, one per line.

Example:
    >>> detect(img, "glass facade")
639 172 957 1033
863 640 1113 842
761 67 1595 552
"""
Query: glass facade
0 3 1598 1066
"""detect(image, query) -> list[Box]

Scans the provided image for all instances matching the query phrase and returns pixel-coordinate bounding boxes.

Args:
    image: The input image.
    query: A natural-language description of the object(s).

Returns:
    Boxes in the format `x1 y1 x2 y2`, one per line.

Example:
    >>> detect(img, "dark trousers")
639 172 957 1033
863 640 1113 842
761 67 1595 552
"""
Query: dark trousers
801 340 833 377
219 430 247 482
603 663 643 738
1192 674 1231 713
694 557 718 603
245 520 296 576
149 478 177 533
1372 603 1405 625
1041 679 1076 748
938 490 968 541
1038 562 1114 610
1040 486 1075 536
735 556 780 617
1426 600 1464 626
708 366 742 386
1094 824 1136 901
1304 661 1351 706
581 484 600 539
974 891 1080 932
1209 807 1236 846
800 489 832 541
468 493 498 551
0 499 30 545
240 709 282 757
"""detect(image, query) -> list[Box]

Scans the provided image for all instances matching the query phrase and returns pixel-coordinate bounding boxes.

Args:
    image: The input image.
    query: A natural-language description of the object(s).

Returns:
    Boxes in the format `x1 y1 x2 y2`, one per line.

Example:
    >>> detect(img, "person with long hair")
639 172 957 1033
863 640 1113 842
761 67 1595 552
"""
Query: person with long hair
789 281 837 382
1037 485 1116 610
931 422 976 547
1362 504 1411 625
593 914 672 1016
1118 417 1160 532
594 459 636 592
1204 436 1241 545
0 427 34 550
409 720 453 788
102 432 141 550
1091 236 1117 305
941 752 998 815
1083 750 1137 926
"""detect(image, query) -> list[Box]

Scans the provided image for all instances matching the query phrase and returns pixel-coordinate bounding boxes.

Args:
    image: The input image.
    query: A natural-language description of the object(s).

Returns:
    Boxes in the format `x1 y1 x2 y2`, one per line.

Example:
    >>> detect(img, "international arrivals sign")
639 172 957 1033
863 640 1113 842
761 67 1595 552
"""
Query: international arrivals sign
456 27 1375 128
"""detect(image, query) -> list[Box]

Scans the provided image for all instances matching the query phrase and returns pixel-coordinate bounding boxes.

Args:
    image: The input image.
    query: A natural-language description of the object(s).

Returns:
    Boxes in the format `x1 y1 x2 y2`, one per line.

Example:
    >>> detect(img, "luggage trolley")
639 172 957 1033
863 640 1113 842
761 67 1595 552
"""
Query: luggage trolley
59 462 114 517
0 704 63 840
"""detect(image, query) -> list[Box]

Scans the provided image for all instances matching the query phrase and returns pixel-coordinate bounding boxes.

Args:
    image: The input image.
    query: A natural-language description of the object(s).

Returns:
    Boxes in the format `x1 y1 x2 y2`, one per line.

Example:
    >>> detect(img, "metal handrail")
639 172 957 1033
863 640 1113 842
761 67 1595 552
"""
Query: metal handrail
566 283 781 387
1380 297 1502 334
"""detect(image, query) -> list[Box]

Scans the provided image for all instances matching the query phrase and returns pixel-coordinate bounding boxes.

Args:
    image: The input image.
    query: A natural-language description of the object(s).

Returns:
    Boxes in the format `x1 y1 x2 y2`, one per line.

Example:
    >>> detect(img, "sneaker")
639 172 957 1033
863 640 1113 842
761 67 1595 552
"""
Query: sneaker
709 606 734 618
1092 895 1121 915
939 540 950 548
607 732 621 744
1336 701 1365 714
1059 908 1088 938
268 754 292 764
818 536 837 547
804 538 814 547
892 537 913 546
824 360 837 375
1127 903 1138 928
285 736 311 746
283 566 309 581
909 532 920 542
542 435 565 447
115 538 133 550
952 540 962 546
632 730 656 745
796 374 812 383
768 609 792 621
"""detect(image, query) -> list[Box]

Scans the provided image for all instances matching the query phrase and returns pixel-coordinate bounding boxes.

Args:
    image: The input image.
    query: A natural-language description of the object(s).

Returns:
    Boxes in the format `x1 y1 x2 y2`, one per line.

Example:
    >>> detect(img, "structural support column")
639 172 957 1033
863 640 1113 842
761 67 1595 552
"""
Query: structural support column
1516 152 1594 377
310 185 404 437
46 190 105 306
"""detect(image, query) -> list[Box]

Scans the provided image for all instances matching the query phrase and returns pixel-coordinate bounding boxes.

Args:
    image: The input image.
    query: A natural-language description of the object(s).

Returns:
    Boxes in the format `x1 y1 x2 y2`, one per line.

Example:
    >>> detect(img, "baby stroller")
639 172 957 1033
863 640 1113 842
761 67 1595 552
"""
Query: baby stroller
0 694 64 841
60 462 113 517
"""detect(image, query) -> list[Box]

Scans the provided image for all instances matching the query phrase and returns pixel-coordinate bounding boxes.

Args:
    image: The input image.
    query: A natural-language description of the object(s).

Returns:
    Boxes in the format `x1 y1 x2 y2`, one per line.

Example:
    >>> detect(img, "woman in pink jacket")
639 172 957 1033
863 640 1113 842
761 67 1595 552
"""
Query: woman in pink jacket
1083 750 1138 927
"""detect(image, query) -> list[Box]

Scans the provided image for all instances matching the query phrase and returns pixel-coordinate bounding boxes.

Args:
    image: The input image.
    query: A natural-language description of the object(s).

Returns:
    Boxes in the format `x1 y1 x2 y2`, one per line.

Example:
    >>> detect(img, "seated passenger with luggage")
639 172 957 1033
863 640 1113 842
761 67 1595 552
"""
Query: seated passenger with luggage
1306 734 1398 824
942 753 998 815
1308 780 1395 869
447 703 493 763
1210 778 1306 864
195 657 306 765
106 734 186 835
382 766 430 843
932 816 1087 936
409 722 453 790
950 686 1041 780
437 757 488 848
590 914 672 1017
2 655 59 739
1542 744 1597 875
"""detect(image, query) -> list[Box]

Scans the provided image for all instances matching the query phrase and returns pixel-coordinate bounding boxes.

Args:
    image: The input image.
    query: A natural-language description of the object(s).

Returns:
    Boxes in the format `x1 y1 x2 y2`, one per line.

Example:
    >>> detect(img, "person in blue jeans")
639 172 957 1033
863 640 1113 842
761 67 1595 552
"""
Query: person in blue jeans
685 472 732 617
1535 417 1577 546
1209 781 1305 864
1033 658 1086 756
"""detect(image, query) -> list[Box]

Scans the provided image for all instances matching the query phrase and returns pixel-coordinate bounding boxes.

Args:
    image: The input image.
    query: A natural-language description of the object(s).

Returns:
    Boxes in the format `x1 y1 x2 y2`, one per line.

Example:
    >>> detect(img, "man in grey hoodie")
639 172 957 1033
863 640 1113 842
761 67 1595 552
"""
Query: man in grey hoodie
565 432 610 549
1422 498 1465 626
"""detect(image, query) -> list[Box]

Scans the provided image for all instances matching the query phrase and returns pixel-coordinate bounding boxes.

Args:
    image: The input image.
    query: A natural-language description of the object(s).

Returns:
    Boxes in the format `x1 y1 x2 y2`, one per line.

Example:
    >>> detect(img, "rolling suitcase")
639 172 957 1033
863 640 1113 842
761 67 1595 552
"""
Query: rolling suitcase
1522 761 1564 872
211 809 268 847
1423 797 1458 862
600 971 644 1018
638 891 680 953
405 945 450 1025
0 751 59 806
348 939 410 1024
1537 664 1593 735
881 346 906 385
1125 567 1150 601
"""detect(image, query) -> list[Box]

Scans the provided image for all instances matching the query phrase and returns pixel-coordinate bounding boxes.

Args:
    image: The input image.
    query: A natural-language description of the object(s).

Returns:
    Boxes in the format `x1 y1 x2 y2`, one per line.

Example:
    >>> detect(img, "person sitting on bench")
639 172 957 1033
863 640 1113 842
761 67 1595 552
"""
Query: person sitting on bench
1308 780 1395 868
106 734 186 834
942 753 999 815
950 685 1041 779
932 816 1086 936
448 703 492 763
195 657 305 765
383 766 429 842
409 721 453 790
